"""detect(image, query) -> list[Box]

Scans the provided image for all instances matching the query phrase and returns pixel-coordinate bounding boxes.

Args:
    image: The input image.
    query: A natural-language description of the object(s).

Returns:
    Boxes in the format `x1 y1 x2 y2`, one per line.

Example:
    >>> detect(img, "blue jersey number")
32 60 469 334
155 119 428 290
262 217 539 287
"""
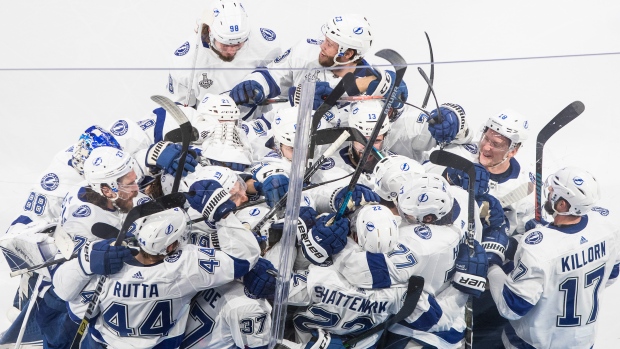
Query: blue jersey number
24 192 47 216
103 300 174 337
294 306 374 334
182 303 215 348
557 264 605 327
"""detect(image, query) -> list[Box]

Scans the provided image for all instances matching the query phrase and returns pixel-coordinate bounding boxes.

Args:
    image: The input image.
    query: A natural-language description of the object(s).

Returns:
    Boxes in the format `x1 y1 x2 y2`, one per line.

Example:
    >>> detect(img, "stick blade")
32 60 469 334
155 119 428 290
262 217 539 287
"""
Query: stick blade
375 48 407 69
537 101 584 145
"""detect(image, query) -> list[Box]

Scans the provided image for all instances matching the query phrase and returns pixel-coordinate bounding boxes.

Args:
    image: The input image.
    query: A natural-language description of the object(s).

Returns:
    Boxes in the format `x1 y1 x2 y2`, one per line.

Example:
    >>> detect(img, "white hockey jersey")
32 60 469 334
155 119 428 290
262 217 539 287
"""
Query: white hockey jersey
424 141 535 236
488 206 620 349
181 281 271 349
167 26 282 109
53 214 260 349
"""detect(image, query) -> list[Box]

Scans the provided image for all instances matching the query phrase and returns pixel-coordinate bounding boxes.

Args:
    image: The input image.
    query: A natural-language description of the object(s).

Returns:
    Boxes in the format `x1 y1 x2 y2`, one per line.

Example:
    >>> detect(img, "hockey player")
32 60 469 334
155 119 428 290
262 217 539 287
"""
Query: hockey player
228 14 407 113
53 175 261 348
167 0 282 111
487 166 620 349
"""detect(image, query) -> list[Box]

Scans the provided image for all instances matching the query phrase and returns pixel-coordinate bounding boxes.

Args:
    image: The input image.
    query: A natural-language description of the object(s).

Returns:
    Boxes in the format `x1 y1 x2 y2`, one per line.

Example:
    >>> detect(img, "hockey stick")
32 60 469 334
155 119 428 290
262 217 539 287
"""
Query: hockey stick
421 32 434 109
13 274 43 349
342 276 424 348
307 73 358 165
334 49 407 220
429 149 476 349
151 95 193 193
251 130 351 235
418 67 442 125
184 24 202 107
70 193 186 348
535 101 584 220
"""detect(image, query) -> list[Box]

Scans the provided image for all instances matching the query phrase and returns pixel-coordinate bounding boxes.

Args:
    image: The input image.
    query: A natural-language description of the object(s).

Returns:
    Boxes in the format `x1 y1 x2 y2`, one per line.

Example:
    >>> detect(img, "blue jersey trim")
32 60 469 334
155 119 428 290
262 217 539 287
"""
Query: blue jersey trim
548 215 588 235
489 158 521 184
153 107 167 143
230 255 251 279
406 294 443 331
502 284 534 317
10 215 33 226
610 263 620 281
251 68 281 98
504 322 536 349
366 252 391 288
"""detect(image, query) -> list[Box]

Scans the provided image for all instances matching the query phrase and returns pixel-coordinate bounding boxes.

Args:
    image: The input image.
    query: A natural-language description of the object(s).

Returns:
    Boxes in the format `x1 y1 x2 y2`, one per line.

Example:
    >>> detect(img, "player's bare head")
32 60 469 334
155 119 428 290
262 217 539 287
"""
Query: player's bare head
397 173 454 225
544 166 601 217
320 14 372 67
349 204 398 253
479 110 529 171
134 208 189 260
201 0 250 62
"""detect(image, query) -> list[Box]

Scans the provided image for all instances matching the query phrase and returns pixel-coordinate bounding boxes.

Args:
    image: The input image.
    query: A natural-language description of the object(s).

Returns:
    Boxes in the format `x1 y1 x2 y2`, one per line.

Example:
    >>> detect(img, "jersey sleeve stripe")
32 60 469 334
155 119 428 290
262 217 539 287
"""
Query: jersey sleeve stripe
153 107 167 143
502 284 534 317
366 252 391 288
251 68 281 98
402 294 443 332
609 263 620 280
229 255 251 279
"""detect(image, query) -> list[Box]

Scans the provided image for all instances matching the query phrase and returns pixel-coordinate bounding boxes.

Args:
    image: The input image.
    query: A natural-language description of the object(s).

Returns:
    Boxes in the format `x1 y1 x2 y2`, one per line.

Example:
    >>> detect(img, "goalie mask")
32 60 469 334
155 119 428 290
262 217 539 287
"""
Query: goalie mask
544 166 600 216
71 125 122 175
134 207 190 256
349 204 398 253
397 173 453 225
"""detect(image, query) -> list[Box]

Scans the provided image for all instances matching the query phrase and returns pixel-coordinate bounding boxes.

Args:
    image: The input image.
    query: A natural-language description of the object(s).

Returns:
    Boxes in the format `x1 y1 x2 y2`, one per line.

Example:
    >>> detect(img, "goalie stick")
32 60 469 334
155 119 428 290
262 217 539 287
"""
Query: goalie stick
151 95 193 193
70 192 187 349
535 101 585 220
429 149 477 349
335 48 407 220
342 276 424 348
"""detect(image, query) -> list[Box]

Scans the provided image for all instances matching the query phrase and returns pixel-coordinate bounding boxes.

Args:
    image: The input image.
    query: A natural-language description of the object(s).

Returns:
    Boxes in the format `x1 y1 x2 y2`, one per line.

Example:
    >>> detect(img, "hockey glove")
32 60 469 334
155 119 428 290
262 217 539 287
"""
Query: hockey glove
80 238 133 276
270 206 317 246
330 184 381 214
298 213 349 265
367 69 408 109
525 218 549 232
482 228 510 267
243 258 278 299
305 329 345 349
252 164 289 208
146 141 198 177
428 103 468 144
184 180 236 222
229 80 266 106
452 241 488 298
445 163 490 197
477 193 509 233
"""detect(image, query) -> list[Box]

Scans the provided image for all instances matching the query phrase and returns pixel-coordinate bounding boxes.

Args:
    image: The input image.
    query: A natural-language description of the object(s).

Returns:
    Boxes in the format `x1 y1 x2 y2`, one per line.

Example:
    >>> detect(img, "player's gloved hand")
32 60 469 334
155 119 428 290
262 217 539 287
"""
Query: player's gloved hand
252 165 289 208
243 258 278 299
305 329 345 349
270 206 318 234
445 163 490 197
298 213 349 265
184 180 236 222
330 184 380 214
80 238 133 276
525 218 549 232
452 241 488 298
367 70 408 109
312 81 333 110
428 103 468 144
477 193 508 233
229 80 266 106
146 141 198 177
482 228 510 267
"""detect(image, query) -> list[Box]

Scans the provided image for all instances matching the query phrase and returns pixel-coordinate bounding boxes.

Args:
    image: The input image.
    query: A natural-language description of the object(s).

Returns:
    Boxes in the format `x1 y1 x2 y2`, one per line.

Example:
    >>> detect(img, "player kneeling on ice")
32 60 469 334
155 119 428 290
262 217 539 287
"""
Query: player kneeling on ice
487 166 620 349
53 179 260 348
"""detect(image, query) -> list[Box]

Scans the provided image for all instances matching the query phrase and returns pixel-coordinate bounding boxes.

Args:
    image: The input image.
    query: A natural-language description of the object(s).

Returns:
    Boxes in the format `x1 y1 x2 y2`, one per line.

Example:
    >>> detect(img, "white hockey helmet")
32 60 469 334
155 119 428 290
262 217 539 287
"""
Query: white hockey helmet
71 125 122 175
273 106 299 148
83 147 138 194
197 93 241 122
349 100 390 137
134 207 189 255
235 203 274 245
162 164 244 196
397 173 453 224
201 0 250 46
322 14 373 64
350 204 398 253
373 155 425 201
201 122 252 170
484 109 530 150
545 166 601 216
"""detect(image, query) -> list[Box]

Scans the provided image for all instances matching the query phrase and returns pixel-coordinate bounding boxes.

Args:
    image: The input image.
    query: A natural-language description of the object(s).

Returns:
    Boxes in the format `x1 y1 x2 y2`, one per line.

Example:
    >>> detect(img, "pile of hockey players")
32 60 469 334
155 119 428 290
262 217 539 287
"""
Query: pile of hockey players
2 1 619 349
